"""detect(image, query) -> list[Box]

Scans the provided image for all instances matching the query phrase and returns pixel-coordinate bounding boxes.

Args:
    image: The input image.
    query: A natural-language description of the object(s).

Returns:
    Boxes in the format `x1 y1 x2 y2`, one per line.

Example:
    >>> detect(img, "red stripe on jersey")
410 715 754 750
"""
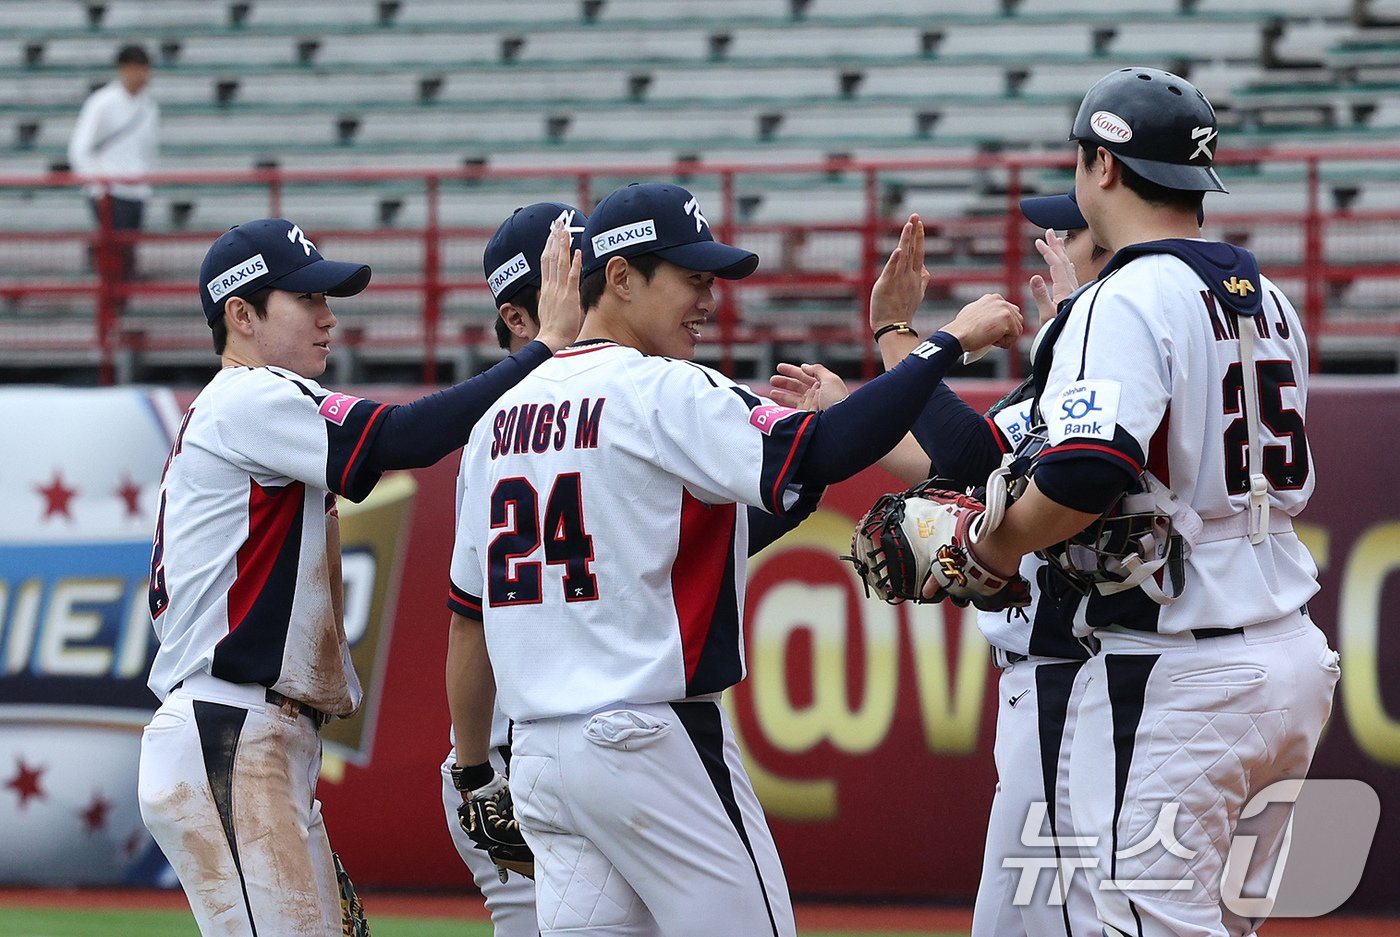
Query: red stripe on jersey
672 491 736 684
555 342 618 357
448 583 483 619
340 403 389 494
1043 443 1143 474
227 480 305 634
769 412 815 515
986 417 1010 453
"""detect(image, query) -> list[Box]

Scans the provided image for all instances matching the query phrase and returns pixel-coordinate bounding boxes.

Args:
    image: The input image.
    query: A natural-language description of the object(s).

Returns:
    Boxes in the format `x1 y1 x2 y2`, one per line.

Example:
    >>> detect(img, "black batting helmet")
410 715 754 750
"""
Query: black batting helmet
1071 67 1227 194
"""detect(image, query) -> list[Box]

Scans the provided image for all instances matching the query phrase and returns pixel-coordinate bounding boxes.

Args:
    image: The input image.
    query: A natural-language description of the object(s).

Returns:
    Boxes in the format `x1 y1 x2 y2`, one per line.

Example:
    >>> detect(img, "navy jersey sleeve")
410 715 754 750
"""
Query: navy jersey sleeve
793 332 963 486
366 340 552 472
910 383 1004 487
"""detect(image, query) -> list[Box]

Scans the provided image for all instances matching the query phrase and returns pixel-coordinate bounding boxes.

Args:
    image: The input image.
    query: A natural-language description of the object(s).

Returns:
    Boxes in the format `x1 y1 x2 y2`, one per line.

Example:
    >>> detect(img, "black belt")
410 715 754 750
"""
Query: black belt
1191 627 1245 640
266 688 331 728
1005 651 1029 664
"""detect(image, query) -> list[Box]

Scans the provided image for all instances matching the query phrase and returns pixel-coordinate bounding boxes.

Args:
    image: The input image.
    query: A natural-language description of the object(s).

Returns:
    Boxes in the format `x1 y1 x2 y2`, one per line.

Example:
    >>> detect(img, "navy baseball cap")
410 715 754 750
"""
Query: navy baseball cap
1019 189 1088 231
484 202 587 308
581 182 758 279
1021 187 1205 230
198 218 372 326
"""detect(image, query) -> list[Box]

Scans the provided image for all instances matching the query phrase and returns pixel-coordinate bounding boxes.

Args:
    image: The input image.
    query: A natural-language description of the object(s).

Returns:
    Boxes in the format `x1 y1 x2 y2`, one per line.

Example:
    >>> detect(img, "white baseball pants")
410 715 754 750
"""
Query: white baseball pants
972 655 1099 937
441 746 539 937
508 698 796 937
137 674 342 936
1068 610 1339 937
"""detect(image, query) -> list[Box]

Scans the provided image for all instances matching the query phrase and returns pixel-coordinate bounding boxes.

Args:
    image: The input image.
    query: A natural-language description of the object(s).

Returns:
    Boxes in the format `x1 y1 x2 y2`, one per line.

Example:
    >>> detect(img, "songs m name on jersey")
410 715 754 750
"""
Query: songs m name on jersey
490 397 606 459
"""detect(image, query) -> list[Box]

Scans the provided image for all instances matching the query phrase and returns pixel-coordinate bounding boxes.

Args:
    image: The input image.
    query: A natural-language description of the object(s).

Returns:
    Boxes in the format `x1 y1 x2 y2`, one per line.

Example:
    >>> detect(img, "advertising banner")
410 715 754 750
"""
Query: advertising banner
2 380 1395 911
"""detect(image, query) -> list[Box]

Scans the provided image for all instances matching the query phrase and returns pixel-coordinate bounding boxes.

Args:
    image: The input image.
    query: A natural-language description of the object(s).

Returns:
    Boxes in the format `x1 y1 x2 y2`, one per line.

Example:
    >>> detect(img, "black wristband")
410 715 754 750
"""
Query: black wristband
450 761 495 792
873 321 918 343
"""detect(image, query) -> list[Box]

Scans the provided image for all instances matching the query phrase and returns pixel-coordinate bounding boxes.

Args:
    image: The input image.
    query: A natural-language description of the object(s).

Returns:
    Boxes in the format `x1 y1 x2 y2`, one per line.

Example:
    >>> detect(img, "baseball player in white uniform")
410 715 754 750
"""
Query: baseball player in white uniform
445 182 1023 936
967 68 1340 937
137 217 582 936
440 201 836 934
965 193 1107 937
441 201 588 937
767 194 1109 937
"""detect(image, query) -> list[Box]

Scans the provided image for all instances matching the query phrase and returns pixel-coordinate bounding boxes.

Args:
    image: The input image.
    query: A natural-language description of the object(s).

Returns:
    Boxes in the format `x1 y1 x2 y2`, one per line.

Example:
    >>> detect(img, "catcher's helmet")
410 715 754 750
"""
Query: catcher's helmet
1071 67 1227 194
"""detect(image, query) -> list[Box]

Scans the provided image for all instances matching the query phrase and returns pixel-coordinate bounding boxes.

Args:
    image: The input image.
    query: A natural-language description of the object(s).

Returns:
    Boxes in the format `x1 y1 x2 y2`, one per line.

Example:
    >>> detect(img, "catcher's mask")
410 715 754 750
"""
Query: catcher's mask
1038 472 1188 604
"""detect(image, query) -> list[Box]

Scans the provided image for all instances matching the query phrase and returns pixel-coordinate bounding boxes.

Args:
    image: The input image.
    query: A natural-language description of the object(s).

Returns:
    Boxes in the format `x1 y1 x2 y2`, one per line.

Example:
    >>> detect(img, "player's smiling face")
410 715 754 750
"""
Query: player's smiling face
628 260 716 359
248 288 337 376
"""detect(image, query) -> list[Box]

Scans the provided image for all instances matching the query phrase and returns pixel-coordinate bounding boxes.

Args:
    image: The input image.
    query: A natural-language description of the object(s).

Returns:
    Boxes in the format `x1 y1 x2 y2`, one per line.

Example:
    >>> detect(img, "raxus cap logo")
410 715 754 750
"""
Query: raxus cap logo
591 219 658 257
488 252 531 299
206 253 267 303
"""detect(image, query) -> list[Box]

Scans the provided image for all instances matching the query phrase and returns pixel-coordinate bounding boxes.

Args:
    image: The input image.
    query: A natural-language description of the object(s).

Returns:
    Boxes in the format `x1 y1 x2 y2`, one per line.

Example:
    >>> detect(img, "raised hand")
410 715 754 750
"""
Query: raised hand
870 214 931 333
1028 228 1079 329
534 219 584 353
767 362 849 411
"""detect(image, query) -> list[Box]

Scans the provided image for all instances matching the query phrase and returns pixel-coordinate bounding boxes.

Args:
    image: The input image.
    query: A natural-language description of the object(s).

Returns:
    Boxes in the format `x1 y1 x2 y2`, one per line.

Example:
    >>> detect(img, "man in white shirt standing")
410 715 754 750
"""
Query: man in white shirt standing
67 43 159 280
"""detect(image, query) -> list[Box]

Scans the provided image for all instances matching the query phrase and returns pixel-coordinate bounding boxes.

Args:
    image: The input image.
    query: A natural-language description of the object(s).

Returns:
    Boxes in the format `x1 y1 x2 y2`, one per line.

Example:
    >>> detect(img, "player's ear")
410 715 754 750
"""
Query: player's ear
224 296 256 336
499 303 535 341
604 255 632 300
1094 147 1119 189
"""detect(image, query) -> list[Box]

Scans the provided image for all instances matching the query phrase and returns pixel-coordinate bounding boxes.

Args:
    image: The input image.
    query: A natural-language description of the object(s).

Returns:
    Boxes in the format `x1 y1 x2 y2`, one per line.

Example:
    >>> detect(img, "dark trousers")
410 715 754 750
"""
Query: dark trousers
88 195 145 280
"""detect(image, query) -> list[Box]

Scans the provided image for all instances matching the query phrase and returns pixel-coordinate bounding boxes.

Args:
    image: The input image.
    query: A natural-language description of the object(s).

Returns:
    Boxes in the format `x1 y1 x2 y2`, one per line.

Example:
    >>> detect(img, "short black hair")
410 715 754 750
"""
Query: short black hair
1079 141 1205 216
495 287 540 349
579 253 663 311
210 287 273 354
116 44 150 67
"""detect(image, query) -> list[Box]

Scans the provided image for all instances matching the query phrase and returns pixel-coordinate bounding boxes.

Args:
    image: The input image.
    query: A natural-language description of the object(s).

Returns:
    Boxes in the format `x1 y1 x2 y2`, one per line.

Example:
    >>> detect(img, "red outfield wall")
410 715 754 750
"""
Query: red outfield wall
313 379 1399 910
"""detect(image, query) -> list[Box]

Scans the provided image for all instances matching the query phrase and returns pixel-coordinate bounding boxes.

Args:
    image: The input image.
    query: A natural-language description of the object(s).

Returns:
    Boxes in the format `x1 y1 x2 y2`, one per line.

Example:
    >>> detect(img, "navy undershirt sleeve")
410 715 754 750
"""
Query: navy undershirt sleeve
793 332 962 486
1033 455 1136 514
364 340 552 471
911 384 1003 487
746 482 824 554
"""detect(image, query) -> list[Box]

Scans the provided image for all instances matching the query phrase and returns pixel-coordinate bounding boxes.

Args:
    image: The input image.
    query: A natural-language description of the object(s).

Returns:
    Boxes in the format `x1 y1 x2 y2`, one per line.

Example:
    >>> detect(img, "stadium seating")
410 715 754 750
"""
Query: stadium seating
1 0 1398 381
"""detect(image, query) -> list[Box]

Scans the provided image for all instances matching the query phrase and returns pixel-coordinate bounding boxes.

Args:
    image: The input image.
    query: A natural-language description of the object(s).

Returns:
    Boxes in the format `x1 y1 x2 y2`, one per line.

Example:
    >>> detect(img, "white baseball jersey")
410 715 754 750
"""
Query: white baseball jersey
1039 247 1317 634
448 340 816 723
147 366 390 715
450 465 518 752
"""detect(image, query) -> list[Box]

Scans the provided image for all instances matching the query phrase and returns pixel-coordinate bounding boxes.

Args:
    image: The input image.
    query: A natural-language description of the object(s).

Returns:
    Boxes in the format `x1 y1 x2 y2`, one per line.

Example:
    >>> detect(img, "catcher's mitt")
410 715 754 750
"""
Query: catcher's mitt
453 770 535 882
846 477 1031 611
333 852 370 937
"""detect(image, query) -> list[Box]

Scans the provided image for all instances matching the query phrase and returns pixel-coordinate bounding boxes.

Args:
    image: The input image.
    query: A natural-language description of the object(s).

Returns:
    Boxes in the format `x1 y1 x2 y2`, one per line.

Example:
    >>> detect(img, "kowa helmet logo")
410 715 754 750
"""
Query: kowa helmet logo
1090 110 1133 143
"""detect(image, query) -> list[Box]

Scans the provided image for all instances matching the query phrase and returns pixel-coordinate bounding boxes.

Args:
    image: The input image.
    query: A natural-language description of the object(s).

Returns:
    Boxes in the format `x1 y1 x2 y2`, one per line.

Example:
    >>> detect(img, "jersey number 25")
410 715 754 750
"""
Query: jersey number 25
1222 359 1310 492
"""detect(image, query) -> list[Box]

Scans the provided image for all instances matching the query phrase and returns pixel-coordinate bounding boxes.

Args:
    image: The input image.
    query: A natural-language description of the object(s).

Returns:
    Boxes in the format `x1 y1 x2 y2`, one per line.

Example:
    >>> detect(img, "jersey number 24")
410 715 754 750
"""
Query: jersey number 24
488 474 599 606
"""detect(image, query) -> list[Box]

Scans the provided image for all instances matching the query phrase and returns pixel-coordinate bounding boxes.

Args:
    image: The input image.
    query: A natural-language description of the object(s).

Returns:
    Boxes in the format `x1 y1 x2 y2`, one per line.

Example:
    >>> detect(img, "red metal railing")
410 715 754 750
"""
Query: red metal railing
2 148 1398 384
